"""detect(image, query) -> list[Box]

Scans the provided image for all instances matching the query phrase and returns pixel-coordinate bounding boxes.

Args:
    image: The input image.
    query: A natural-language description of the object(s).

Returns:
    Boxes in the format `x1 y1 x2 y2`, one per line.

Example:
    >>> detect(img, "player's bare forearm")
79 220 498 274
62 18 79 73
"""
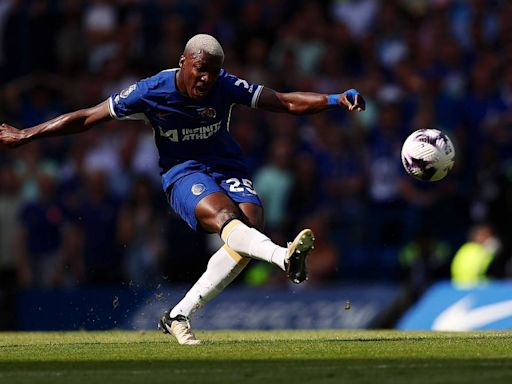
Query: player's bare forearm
257 87 365 115
260 91 329 114
0 100 111 148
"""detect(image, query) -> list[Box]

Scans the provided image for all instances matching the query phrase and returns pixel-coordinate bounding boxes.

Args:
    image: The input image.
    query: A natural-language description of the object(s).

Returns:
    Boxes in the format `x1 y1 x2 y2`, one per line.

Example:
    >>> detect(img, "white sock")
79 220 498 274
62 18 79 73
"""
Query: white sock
221 220 287 270
169 246 250 319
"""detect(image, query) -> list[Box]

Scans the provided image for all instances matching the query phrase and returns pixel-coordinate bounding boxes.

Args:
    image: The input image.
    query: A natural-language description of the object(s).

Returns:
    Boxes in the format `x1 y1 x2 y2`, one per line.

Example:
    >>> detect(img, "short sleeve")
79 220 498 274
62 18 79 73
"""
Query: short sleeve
220 71 263 108
108 80 149 121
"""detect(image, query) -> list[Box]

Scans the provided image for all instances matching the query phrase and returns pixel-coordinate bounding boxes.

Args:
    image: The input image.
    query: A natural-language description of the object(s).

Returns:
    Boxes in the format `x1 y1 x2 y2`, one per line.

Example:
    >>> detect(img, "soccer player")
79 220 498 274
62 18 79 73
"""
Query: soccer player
0 34 365 344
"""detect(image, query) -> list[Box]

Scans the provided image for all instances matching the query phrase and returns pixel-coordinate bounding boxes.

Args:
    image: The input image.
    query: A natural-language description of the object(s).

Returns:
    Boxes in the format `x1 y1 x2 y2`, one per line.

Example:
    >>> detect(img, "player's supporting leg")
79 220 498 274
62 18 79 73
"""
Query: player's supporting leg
159 245 249 345
170 245 248 318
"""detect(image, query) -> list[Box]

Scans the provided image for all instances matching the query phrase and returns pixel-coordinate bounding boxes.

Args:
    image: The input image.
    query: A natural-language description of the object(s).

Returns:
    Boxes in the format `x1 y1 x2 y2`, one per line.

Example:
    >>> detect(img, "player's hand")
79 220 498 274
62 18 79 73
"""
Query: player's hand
0 123 27 148
340 89 366 112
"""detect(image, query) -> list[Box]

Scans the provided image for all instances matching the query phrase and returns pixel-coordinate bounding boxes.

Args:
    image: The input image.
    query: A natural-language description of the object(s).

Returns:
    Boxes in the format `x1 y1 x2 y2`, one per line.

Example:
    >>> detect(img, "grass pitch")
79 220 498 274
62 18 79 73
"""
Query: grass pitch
1 330 512 384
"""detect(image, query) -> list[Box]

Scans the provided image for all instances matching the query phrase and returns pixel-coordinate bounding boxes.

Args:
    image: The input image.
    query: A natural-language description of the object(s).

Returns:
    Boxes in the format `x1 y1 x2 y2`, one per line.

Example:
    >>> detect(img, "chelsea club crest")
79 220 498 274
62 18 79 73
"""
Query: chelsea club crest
191 183 206 196
197 107 217 119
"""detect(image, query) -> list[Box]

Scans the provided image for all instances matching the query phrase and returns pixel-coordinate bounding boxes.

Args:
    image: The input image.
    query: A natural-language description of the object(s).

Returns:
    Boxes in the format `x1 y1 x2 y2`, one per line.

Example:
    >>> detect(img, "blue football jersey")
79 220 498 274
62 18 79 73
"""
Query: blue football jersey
108 69 263 191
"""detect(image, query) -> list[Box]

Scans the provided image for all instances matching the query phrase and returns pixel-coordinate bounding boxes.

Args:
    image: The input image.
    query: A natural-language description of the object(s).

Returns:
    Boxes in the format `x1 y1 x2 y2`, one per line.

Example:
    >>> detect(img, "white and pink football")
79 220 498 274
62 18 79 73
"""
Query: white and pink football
401 128 455 182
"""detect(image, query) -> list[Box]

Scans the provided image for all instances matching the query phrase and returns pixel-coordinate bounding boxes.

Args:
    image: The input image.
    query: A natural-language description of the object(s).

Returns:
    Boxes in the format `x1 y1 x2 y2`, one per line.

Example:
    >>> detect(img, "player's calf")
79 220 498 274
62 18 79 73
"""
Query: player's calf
221 219 315 283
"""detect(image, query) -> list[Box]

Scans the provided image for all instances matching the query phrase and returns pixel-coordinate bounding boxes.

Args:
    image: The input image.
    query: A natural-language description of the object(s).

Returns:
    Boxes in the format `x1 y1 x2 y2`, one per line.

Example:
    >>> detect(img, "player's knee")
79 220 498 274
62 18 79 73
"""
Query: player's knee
215 209 241 234
239 204 264 231
245 215 264 232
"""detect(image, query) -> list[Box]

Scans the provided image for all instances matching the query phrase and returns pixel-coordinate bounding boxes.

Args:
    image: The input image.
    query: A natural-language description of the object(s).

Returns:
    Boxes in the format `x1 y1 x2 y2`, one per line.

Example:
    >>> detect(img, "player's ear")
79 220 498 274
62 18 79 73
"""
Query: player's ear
179 56 185 68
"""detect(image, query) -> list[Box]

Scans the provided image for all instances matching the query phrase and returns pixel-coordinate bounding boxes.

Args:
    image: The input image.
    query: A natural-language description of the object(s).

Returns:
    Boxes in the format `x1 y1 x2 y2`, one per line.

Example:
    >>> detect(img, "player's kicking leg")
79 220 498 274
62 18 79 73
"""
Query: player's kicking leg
220 219 315 284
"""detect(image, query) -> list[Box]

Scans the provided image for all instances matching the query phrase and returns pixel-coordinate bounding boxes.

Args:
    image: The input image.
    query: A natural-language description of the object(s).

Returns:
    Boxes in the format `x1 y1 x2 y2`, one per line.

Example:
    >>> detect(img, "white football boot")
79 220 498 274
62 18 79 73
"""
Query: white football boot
285 229 315 284
158 312 201 345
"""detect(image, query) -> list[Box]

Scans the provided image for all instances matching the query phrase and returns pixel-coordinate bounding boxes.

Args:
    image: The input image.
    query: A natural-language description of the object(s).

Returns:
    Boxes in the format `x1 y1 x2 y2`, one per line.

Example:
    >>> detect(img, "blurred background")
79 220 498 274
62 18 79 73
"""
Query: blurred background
1 0 512 331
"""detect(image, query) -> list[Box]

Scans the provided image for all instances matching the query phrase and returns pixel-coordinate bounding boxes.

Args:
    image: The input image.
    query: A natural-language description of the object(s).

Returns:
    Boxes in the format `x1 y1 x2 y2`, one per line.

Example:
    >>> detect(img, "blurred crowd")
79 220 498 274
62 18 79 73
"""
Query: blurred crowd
1 0 512 294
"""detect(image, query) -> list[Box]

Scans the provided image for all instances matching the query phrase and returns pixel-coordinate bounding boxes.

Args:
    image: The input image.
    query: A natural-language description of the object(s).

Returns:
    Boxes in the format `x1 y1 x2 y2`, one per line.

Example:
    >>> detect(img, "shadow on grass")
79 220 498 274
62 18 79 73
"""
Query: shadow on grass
1 359 512 384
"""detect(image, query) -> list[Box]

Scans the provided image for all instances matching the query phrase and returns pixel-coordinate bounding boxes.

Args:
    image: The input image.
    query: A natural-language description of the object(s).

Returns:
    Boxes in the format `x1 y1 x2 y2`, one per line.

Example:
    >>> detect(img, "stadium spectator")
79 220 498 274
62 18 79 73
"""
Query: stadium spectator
77 169 122 285
16 164 65 288
229 115 267 173
366 102 407 260
0 166 22 286
253 138 294 233
84 0 119 73
55 0 86 75
399 228 451 297
300 211 338 284
330 0 378 40
285 152 322 235
2 0 26 81
451 223 501 285
118 176 167 285
0 165 20 329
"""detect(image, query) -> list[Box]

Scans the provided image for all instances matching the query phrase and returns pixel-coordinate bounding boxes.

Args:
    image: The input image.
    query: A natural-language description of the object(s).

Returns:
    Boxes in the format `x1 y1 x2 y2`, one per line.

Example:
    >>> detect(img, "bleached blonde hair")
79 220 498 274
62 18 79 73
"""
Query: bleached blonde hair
184 34 224 60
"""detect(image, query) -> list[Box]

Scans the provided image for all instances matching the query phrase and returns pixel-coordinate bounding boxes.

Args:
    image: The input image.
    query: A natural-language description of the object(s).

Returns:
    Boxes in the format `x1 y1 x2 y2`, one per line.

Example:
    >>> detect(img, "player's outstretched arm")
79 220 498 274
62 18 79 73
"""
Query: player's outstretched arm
257 87 365 115
0 100 112 148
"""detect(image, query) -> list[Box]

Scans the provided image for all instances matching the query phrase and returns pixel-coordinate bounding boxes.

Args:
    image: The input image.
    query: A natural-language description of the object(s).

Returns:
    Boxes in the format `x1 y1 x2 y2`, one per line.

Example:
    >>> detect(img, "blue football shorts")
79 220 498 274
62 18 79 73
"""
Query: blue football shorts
166 167 262 231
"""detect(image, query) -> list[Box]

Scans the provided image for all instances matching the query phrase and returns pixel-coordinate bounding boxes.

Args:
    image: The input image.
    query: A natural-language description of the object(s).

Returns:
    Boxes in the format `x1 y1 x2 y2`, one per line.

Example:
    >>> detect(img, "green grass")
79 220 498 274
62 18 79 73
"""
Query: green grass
1 330 512 383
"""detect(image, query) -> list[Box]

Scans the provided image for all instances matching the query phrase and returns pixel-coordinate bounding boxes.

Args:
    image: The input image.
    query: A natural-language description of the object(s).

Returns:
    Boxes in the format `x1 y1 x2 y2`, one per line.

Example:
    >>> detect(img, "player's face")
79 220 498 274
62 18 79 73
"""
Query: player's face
180 52 222 100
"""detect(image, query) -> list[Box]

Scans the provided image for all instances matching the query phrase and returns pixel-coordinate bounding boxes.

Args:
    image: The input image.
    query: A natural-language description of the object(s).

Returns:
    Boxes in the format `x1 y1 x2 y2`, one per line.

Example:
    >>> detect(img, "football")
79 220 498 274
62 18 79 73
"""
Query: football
401 128 455 181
